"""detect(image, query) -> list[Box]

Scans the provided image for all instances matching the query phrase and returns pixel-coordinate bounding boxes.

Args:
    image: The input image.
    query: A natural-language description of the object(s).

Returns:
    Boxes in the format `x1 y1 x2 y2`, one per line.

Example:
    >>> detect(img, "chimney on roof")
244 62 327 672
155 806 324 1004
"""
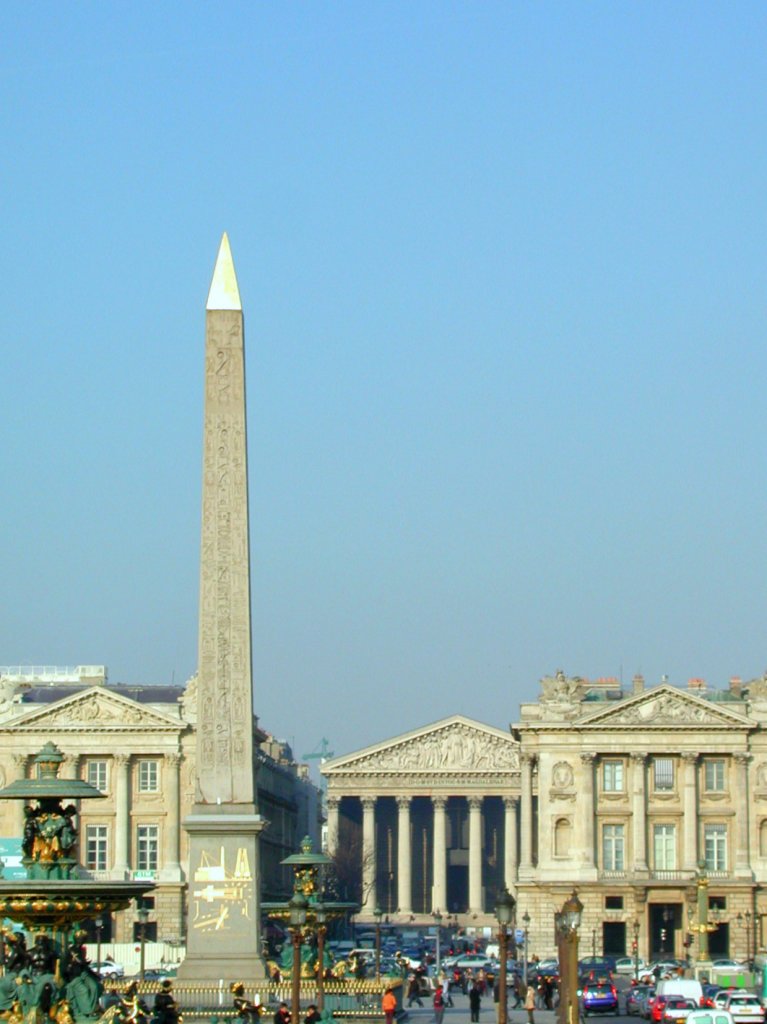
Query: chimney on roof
688 677 707 692
632 673 644 694
730 676 743 698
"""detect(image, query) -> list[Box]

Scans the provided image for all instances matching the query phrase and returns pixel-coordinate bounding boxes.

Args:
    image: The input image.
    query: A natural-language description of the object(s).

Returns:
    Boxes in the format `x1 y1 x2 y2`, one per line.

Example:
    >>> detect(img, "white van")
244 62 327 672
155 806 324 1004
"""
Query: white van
655 979 704 1006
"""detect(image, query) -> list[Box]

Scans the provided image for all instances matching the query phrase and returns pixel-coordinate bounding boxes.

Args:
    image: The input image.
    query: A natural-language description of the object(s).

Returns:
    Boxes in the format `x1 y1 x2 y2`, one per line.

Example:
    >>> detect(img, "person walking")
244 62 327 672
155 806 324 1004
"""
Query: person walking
407 974 424 1008
439 973 454 1008
524 984 536 1024
433 985 445 1024
510 976 522 1009
469 982 482 1023
382 987 397 1024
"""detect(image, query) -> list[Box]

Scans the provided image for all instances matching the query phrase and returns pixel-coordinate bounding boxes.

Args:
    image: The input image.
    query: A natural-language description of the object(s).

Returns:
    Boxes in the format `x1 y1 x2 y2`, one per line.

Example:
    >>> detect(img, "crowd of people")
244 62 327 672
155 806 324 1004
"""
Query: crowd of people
390 957 559 1024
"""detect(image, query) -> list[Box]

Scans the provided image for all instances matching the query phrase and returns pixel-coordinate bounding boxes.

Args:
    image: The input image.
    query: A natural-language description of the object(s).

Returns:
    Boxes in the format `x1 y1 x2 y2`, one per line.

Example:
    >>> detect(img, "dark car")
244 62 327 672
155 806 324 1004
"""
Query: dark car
580 957 618 974
627 985 653 1016
581 980 619 1016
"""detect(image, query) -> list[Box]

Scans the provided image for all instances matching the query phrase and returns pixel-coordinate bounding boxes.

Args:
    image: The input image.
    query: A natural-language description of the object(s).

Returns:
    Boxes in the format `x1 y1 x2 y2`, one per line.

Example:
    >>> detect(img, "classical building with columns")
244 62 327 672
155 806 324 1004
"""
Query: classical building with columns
323 673 767 964
0 667 320 945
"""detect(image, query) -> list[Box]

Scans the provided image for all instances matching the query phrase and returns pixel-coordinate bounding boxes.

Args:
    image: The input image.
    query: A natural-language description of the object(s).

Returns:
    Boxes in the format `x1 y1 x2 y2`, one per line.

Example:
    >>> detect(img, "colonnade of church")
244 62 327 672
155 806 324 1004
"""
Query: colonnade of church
326 758 535 917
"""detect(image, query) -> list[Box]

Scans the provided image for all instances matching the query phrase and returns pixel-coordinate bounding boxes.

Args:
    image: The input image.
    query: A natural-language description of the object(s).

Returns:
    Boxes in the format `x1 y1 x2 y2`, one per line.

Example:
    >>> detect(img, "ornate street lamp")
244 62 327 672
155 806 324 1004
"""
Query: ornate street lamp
315 901 327 1011
289 891 308 1024
137 906 149 982
522 911 531 988
374 906 383 980
495 888 516 1024
556 891 583 1024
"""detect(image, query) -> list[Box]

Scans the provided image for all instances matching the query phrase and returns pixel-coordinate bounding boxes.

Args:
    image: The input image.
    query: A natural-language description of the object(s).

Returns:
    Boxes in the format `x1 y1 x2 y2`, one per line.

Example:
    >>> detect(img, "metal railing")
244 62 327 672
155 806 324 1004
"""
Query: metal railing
113 978 401 1019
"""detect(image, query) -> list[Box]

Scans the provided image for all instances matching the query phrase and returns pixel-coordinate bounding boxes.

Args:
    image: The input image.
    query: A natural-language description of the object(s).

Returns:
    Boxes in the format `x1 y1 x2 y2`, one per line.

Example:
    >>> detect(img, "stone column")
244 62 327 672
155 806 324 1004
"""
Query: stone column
432 796 447 912
161 753 182 879
113 754 131 878
397 796 412 916
734 754 752 876
682 753 698 871
11 755 27 834
580 753 596 868
62 754 81 780
520 754 536 872
631 754 648 873
468 796 483 914
326 796 340 858
503 796 518 891
361 797 377 914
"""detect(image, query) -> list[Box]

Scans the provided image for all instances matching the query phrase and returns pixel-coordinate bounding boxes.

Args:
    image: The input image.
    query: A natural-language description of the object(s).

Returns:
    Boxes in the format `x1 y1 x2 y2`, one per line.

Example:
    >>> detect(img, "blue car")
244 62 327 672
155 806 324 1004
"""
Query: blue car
581 980 619 1016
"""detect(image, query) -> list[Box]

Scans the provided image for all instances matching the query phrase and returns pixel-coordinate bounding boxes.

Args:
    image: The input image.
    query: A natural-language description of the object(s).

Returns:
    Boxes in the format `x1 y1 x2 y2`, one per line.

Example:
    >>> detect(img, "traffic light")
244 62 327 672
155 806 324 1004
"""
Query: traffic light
660 928 667 941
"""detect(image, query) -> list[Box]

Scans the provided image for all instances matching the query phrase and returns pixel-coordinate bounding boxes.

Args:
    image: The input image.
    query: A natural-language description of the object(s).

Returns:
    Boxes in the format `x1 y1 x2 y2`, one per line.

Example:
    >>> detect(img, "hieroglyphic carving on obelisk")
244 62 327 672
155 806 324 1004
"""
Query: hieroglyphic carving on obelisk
196 231 255 808
180 234 266 980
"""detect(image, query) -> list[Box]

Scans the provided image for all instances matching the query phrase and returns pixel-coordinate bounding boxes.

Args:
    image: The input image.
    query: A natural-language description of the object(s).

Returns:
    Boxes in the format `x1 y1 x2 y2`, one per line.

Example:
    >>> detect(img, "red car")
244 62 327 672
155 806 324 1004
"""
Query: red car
651 996 670 1022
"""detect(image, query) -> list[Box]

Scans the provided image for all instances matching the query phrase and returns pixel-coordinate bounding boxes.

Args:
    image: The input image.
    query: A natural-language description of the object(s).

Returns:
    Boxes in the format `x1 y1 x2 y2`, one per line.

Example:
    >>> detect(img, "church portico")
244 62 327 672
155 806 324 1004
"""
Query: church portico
323 715 522 923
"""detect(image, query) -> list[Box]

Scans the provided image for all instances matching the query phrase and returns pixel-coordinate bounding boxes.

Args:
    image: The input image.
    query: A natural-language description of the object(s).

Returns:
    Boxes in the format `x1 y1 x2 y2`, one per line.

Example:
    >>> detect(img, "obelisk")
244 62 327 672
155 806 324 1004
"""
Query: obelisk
179 233 267 980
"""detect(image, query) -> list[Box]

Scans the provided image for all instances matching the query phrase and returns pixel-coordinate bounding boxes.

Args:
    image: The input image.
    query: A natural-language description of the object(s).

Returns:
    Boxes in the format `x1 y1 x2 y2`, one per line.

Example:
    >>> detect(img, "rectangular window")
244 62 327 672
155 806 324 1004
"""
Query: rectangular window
138 760 159 793
86 760 107 792
85 825 108 871
605 896 624 910
603 761 624 792
704 824 727 871
653 823 676 869
136 825 159 871
602 824 625 871
654 758 674 791
704 760 725 793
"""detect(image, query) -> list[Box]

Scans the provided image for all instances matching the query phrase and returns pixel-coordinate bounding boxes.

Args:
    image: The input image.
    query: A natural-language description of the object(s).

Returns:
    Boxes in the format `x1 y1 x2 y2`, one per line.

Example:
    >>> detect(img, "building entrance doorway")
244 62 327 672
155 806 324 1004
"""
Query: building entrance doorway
650 903 681 959
603 921 626 957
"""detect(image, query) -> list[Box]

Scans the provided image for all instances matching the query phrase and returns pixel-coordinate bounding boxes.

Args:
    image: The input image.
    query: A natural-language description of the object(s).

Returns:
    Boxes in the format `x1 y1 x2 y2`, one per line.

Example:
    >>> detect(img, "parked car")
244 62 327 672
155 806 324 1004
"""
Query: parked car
661 997 698 1023
617 957 649 975
92 960 125 979
143 968 176 982
451 954 493 970
712 961 747 973
581 979 619 1016
536 958 559 973
721 993 764 1024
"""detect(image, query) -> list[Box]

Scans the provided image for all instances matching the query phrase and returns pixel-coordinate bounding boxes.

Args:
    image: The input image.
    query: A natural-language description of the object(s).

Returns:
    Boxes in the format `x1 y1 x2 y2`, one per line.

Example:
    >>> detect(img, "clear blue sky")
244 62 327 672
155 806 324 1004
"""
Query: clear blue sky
2 4 766 765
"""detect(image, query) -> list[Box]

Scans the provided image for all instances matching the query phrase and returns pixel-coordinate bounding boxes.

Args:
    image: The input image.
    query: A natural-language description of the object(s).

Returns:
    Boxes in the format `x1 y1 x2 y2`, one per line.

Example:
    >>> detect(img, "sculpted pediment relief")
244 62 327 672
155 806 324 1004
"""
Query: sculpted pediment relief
5 688 180 732
324 716 519 776
577 685 751 729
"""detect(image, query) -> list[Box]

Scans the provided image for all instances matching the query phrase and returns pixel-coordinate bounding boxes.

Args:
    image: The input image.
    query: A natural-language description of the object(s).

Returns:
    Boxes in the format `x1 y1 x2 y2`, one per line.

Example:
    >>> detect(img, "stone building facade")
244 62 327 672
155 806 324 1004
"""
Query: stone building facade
0 668 320 945
323 674 767 963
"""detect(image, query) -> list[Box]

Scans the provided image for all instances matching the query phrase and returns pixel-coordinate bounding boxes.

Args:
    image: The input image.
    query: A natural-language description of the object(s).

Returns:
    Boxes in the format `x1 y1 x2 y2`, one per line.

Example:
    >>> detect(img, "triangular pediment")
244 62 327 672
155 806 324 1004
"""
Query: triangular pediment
322 715 519 776
2 687 182 733
576 684 753 729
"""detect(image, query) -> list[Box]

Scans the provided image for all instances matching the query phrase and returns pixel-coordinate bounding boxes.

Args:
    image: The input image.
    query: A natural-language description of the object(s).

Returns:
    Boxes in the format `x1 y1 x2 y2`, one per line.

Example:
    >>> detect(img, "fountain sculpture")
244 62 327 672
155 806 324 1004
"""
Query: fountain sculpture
0 743 155 1023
